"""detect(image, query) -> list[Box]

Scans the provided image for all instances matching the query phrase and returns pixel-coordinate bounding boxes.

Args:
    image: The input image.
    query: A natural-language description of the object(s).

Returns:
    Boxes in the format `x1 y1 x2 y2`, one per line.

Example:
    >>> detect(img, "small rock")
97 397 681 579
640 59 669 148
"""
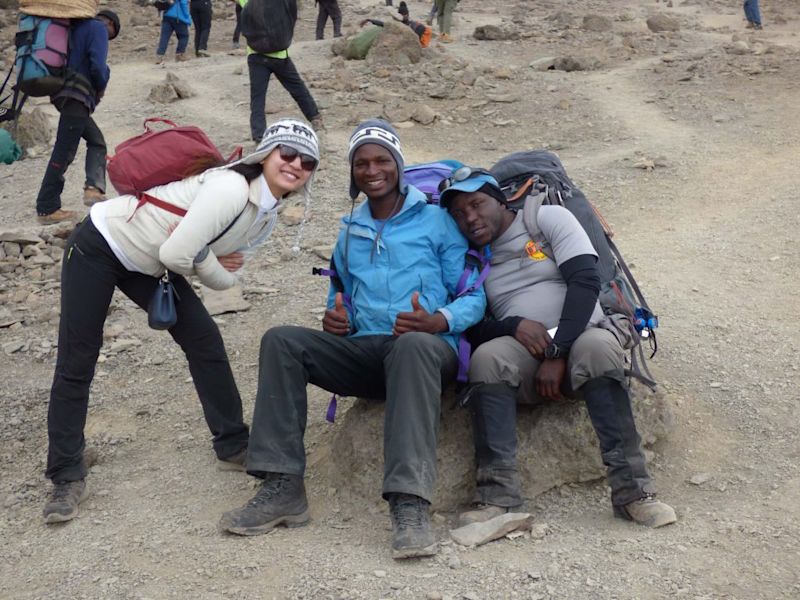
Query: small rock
373 570 387 578
450 513 534 547
3 341 25 354
688 473 711 485
582 15 612 32
201 284 251 315
529 56 556 71
412 104 437 125
646 15 680 33
280 205 307 226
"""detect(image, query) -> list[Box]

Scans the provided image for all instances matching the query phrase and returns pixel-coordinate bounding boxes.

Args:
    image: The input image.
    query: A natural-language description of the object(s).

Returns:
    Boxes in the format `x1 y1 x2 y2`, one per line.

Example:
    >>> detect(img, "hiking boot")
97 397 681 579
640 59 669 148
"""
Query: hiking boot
217 447 247 472
196 49 211 58
155 55 164 65
43 479 89 524
82 186 106 207
232 41 240 50
388 493 437 559
439 33 453 44
457 503 511 528
614 494 677 528
37 208 78 225
219 472 309 536
175 53 188 62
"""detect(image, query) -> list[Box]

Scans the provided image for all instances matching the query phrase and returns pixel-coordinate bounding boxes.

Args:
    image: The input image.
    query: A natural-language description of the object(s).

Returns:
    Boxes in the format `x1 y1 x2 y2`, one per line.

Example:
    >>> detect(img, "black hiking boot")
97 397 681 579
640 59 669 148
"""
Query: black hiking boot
43 479 89 524
388 493 437 559
219 472 309 536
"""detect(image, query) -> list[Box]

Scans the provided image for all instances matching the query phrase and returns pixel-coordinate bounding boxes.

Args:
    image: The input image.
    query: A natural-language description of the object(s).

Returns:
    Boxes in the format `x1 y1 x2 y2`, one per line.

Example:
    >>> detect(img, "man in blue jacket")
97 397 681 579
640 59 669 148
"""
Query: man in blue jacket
220 119 486 559
155 0 191 63
34 9 120 225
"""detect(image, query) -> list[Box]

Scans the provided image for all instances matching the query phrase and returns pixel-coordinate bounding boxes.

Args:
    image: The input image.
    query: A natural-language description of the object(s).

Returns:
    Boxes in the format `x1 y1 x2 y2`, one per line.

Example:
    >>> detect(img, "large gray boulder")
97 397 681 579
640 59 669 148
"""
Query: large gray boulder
323 384 674 511
366 20 423 66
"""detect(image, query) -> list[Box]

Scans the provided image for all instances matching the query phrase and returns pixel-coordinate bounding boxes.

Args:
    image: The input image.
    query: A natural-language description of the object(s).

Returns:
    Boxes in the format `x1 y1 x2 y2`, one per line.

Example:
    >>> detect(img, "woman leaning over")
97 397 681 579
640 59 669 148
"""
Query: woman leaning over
42 118 320 524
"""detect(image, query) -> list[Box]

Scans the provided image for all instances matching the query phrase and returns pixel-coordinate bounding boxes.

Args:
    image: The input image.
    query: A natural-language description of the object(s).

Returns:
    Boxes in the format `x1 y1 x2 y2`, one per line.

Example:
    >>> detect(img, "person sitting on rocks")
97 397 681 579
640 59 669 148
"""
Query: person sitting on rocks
219 119 486 559
439 168 677 529
42 119 320 525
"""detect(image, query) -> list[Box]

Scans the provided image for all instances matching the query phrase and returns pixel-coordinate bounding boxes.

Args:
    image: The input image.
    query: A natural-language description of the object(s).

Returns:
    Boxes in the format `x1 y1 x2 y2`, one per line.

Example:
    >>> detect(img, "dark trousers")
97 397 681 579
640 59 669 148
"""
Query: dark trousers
35 99 105 216
233 2 242 43
247 54 319 142
157 17 190 55
46 219 249 483
248 327 457 502
190 0 213 53
315 0 342 40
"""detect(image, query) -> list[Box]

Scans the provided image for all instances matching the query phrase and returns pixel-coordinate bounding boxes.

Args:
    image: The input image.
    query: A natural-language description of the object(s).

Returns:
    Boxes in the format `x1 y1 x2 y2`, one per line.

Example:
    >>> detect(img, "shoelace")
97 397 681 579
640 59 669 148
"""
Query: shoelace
247 476 288 507
392 498 425 529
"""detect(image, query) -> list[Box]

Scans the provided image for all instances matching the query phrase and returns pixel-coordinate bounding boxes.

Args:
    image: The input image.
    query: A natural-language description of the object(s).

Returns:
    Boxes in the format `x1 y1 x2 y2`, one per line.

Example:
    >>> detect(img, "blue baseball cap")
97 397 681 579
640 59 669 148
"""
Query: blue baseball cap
439 167 505 208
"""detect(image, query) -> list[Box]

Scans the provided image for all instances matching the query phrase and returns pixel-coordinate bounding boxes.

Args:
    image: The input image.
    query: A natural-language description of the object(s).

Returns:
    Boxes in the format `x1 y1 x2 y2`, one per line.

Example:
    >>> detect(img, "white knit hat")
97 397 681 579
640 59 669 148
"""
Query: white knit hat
241 118 320 166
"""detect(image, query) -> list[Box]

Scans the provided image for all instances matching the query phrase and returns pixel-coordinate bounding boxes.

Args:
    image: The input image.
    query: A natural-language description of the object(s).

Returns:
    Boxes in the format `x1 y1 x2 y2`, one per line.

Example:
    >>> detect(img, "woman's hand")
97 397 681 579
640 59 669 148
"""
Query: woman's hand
218 252 245 272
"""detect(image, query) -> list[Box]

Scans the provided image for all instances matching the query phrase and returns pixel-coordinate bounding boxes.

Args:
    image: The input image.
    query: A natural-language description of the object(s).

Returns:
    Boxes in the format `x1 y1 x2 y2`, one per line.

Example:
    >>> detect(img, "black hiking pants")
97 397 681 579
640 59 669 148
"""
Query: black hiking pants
46 219 249 483
190 0 213 53
248 326 457 502
247 54 319 142
315 0 342 40
35 99 106 216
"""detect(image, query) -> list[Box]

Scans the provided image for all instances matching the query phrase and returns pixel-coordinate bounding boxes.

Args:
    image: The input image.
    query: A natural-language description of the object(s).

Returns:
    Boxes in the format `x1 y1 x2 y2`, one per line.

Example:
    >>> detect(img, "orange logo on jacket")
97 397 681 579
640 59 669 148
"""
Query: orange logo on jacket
525 240 548 261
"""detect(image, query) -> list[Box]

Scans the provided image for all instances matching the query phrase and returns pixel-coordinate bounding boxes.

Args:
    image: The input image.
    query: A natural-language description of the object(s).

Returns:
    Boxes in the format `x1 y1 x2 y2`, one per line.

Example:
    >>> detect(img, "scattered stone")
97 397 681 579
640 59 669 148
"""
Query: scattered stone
450 513 534 547
582 15 612 32
556 98 571 110
493 67 513 80
688 473 711 485
646 15 680 33
373 570 387 578
2 107 52 152
311 245 333 261
367 21 423 66
529 57 556 71
486 93 519 103
166 72 196 99
148 82 180 104
280 205 307 226
108 338 142 353
0 231 44 245
553 56 593 72
201 284 251 315
412 105 437 125
473 25 518 41
3 341 25 354
726 41 751 55
634 157 655 170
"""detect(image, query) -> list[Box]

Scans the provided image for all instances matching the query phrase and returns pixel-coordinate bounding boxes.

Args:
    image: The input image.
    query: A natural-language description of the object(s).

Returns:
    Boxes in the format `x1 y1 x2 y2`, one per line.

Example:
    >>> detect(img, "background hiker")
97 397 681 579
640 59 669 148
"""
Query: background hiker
155 0 191 64
42 119 320 525
315 0 343 40
34 9 120 225
440 169 677 530
231 0 243 49
360 2 433 48
433 0 457 43
219 119 486 559
190 0 213 57
743 0 763 29
238 0 323 141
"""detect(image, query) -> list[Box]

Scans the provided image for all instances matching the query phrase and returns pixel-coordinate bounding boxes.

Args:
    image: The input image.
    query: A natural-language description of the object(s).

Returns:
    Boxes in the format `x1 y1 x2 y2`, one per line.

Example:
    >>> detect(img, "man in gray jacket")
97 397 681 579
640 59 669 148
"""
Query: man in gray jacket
439 168 676 529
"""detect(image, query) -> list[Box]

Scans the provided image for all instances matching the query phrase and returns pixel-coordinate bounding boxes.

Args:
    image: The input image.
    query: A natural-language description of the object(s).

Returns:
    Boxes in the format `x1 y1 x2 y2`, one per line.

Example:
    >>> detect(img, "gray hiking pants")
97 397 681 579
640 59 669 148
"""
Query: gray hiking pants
468 327 654 507
247 326 457 503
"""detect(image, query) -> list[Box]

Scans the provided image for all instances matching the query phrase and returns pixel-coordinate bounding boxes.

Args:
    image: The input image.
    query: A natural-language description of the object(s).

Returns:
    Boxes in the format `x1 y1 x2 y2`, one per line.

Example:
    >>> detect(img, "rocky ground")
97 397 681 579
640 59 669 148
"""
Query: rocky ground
1 0 799 598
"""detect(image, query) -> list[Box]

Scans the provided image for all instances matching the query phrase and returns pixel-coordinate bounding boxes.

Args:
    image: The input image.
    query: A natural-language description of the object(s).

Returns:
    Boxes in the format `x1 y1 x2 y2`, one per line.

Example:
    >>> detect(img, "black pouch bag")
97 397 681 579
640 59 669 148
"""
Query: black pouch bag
148 272 179 330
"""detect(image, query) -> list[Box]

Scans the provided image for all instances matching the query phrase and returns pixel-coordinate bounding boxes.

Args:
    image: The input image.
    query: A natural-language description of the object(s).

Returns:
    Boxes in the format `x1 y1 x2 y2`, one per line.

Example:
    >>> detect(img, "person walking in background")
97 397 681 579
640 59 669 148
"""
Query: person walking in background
315 0 342 40
743 0 763 29
238 0 323 141
190 0 213 57
156 0 191 64
433 0 457 43
231 0 243 49
34 10 120 225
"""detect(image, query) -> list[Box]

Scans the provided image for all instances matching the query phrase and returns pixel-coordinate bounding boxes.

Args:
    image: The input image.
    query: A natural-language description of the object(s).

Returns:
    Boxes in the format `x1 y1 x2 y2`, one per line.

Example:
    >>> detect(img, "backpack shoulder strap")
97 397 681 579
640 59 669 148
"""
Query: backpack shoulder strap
520 190 555 262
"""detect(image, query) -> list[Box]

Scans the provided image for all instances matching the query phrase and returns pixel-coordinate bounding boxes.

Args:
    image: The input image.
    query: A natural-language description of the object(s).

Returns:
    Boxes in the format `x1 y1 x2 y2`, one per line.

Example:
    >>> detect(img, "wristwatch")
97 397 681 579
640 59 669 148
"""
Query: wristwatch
543 342 564 360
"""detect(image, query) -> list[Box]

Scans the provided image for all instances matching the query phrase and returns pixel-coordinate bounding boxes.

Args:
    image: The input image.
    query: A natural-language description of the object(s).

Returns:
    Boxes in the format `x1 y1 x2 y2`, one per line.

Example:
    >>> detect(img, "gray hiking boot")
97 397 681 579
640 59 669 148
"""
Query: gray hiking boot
614 494 677 528
217 447 247 472
219 472 309 536
388 493 437 559
457 503 511 528
43 479 89 524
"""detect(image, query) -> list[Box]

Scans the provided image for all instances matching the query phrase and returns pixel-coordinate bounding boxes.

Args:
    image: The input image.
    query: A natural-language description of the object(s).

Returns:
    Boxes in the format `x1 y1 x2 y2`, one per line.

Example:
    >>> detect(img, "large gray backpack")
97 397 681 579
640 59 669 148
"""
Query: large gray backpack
491 150 659 387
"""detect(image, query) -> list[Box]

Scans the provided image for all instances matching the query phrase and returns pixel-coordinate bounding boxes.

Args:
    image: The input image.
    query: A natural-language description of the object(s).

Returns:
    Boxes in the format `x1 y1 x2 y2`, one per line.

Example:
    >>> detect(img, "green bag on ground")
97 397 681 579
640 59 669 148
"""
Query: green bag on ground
344 26 381 60
0 129 23 165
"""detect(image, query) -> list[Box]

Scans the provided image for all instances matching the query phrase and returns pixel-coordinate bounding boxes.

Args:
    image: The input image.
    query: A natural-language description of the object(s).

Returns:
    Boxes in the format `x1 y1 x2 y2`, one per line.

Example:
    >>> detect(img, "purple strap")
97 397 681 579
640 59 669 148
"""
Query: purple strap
456 334 471 383
325 394 338 423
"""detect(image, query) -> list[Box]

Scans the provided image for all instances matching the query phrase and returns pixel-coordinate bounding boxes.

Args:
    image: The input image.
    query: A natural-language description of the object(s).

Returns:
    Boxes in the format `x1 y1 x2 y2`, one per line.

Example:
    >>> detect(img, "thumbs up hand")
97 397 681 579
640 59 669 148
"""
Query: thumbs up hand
393 291 448 336
323 292 350 336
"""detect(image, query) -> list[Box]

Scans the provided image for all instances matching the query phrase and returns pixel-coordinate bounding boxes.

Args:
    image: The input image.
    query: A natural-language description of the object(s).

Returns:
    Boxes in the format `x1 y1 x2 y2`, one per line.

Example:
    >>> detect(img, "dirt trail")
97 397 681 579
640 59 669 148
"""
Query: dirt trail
2 0 800 598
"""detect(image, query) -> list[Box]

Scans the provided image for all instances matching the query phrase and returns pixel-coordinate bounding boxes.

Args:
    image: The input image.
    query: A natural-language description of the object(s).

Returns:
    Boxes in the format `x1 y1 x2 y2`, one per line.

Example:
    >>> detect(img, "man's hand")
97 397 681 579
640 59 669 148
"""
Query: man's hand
535 358 567 401
514 319 552 359
393 292 448 335
322 292 350 336
218 252 244 272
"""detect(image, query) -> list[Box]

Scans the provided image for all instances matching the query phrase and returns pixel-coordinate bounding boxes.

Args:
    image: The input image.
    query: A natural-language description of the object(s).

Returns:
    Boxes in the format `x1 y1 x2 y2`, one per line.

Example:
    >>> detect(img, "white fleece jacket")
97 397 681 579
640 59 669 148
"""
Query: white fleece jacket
91 169 275 290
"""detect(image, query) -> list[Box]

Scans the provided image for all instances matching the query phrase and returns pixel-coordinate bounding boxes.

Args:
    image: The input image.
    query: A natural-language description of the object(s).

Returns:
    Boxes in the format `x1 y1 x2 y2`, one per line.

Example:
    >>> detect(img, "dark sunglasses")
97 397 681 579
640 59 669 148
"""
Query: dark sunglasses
438 166 495 193
277 144 317 172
